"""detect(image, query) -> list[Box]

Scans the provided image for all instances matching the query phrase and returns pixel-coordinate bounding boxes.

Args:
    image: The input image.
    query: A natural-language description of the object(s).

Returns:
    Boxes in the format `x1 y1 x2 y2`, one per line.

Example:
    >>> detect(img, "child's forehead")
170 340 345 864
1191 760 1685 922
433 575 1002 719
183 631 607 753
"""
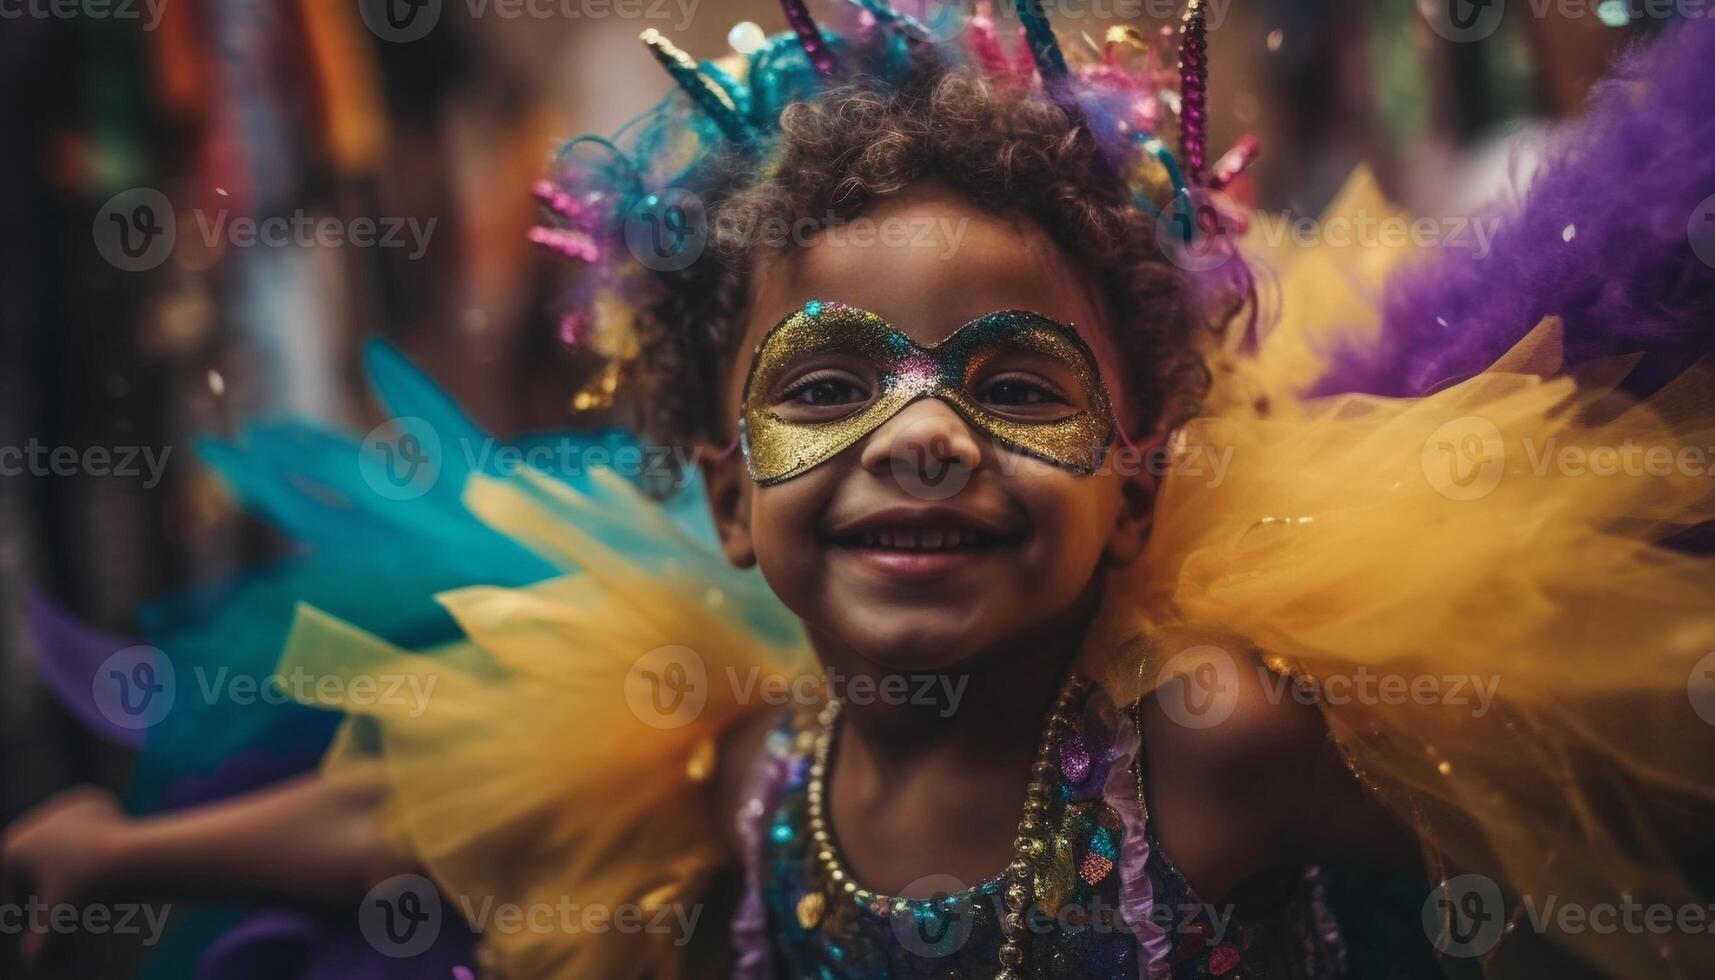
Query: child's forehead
722 185 1135 420
743 190 1114 352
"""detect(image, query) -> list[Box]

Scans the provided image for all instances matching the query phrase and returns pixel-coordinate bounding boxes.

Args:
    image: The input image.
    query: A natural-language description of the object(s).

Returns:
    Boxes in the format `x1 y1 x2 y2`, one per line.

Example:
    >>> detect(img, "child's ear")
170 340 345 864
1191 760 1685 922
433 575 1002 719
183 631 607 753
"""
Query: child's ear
1104 435 1163 568
699 444 756 568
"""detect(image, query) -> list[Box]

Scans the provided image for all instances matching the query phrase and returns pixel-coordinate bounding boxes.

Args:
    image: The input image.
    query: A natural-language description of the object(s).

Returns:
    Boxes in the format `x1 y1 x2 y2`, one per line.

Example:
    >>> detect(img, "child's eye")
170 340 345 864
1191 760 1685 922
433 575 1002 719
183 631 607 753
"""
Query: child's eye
977 374 1071 411
780 371 870 409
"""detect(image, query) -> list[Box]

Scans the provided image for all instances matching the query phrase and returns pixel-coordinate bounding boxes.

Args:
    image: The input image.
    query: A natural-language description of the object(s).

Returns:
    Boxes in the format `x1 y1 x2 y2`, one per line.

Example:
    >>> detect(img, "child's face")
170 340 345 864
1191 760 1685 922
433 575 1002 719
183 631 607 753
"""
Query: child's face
703 184 1156 671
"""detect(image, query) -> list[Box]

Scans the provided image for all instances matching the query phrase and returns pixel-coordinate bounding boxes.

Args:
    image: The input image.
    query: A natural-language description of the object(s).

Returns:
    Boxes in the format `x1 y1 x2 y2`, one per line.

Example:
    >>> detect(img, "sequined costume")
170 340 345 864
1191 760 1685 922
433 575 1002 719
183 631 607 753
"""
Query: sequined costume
741 689 1344 980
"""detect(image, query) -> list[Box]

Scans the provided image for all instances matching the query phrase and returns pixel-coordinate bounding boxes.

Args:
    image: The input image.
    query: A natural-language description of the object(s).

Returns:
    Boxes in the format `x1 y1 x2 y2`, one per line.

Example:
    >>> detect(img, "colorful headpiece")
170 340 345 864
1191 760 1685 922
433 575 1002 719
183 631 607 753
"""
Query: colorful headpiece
532 0 1258 406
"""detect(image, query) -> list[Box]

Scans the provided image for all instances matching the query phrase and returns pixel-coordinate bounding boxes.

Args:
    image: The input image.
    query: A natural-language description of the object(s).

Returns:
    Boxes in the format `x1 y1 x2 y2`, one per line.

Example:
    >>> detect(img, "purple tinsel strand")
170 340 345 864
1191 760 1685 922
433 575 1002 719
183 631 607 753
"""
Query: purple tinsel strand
1312 20 1715 399
1178 0 1208 184
780 0 838 77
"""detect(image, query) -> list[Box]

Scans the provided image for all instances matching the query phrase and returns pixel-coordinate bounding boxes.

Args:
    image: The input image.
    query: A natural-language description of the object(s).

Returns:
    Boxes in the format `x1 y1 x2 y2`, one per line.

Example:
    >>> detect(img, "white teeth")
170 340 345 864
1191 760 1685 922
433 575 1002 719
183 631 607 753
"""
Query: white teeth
849 525 990 550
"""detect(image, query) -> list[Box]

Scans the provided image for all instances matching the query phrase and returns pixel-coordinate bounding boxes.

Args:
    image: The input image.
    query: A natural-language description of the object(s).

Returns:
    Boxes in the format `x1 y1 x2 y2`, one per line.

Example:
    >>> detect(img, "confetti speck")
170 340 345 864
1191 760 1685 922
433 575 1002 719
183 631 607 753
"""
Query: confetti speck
728 21 766 55
1596 0 1630 26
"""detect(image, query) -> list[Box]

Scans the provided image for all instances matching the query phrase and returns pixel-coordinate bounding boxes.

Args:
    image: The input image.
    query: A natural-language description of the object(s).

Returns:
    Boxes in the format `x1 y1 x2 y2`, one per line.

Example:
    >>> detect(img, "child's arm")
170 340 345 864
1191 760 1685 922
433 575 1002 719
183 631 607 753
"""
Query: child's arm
1280 728 1423 871
711 707 780 857
1 767 410 959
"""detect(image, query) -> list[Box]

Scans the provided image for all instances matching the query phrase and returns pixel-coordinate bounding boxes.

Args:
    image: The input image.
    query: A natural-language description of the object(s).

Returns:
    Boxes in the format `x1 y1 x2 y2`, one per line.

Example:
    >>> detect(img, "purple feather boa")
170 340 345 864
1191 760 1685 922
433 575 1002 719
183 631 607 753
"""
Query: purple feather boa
1312 20 1715 398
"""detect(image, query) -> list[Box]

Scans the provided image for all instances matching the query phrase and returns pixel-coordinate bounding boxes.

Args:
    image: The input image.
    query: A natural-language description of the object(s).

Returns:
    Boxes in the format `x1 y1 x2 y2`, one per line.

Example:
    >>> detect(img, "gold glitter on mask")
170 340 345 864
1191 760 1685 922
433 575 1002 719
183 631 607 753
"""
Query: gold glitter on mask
738 301 1116 484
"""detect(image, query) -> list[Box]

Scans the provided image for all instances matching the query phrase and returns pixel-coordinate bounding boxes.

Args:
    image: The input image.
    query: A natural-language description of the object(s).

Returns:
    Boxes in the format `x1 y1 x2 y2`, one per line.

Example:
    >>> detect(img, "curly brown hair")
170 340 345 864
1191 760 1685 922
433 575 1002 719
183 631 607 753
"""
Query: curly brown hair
624 60 1219 449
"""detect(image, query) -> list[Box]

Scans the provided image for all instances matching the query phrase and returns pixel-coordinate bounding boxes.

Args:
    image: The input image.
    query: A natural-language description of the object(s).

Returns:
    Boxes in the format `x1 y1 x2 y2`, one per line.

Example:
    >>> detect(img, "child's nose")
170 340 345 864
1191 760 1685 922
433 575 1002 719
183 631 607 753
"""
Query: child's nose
858 398 985 480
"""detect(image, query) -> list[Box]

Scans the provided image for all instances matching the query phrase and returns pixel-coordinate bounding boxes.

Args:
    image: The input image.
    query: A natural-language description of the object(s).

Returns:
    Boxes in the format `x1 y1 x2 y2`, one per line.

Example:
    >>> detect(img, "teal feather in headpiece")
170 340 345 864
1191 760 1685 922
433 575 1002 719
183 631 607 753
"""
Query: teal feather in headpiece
700 60 754 122
639 29 752 145
1016 0 1069 85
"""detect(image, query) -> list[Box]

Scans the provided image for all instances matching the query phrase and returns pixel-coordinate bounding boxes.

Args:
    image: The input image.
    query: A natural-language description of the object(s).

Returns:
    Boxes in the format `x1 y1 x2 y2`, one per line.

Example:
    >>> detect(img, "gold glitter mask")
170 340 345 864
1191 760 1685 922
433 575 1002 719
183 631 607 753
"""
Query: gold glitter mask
739 301 1117 485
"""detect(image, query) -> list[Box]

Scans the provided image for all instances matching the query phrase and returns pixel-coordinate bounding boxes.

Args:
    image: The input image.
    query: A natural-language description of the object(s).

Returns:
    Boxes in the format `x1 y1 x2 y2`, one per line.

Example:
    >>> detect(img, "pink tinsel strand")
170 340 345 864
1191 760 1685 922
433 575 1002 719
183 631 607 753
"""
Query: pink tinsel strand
1206 135 1261 191
1083 64 1129 86
557 311 588 346
968 1 1013 76
779 0 838 77
1013 25 1038 78
1079 64 1163 134
532 179 599 227
528 226 601 263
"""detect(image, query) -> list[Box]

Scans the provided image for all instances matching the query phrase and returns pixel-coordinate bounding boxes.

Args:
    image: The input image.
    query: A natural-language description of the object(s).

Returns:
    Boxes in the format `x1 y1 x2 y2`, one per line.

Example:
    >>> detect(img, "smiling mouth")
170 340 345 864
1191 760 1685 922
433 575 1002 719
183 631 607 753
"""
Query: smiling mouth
832 525 1004 551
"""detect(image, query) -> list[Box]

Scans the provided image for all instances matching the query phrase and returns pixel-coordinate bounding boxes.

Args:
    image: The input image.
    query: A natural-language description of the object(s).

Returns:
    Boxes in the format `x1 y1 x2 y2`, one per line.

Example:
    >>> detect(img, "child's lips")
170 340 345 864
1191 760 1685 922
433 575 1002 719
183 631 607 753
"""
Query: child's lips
834 542 1010 578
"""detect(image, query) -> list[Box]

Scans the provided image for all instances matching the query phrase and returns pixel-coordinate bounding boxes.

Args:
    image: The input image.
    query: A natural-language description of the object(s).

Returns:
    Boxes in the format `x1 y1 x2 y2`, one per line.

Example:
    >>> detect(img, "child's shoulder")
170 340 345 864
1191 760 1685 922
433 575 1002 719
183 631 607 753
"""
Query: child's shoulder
1136 645 1328 775
710 705 794 856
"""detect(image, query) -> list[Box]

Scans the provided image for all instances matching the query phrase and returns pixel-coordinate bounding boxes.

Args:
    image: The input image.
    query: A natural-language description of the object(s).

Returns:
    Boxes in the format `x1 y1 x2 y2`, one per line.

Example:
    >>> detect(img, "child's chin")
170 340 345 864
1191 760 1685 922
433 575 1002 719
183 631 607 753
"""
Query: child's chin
836 616 995 673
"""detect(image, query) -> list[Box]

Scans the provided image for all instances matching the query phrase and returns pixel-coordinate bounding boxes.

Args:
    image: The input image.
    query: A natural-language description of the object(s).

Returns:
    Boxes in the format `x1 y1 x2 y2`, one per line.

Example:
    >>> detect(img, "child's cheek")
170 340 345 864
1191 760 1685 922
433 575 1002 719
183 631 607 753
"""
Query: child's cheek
745 478 835 598
1012 462 1123 574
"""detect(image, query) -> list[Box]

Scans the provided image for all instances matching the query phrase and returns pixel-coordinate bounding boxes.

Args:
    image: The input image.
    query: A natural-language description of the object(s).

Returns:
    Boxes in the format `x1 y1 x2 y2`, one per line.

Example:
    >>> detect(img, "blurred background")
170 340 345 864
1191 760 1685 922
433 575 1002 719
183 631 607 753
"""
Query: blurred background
0 0 1688 974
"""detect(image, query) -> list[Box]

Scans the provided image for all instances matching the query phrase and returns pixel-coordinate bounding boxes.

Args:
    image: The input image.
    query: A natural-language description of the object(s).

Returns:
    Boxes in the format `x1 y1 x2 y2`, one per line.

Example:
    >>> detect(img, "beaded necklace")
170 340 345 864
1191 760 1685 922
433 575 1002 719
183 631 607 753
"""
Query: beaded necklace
804 674 1090 979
